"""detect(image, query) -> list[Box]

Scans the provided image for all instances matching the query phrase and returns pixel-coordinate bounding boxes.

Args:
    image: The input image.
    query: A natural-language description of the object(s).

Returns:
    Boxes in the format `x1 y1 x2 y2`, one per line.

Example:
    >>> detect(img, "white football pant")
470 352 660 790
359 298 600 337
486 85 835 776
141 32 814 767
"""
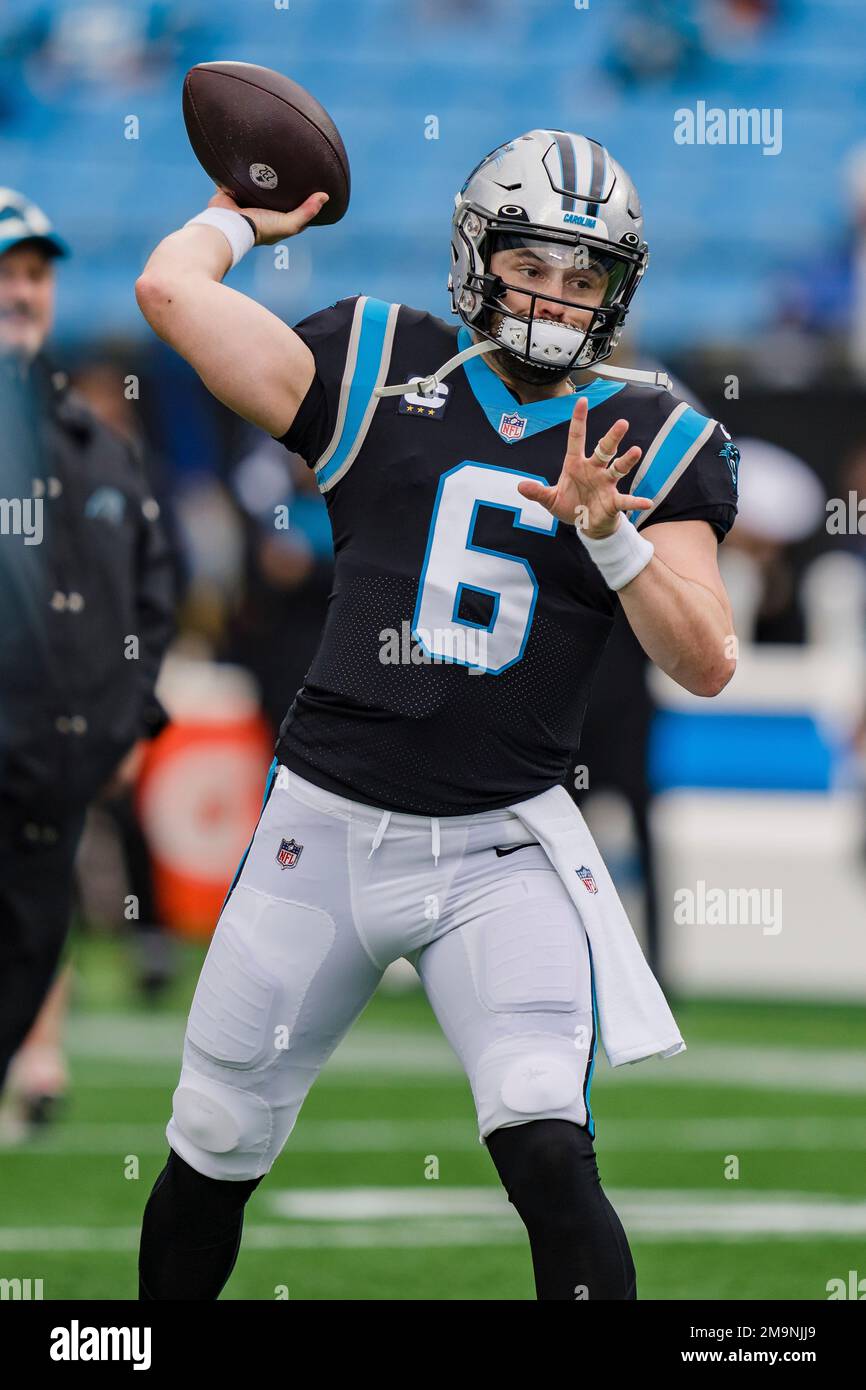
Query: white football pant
166 764 598 1180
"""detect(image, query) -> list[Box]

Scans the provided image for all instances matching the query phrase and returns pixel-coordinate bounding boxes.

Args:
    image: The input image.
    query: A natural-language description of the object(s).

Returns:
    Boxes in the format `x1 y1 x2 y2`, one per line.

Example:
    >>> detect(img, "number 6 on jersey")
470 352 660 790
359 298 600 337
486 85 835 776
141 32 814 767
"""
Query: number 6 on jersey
412 462 558 674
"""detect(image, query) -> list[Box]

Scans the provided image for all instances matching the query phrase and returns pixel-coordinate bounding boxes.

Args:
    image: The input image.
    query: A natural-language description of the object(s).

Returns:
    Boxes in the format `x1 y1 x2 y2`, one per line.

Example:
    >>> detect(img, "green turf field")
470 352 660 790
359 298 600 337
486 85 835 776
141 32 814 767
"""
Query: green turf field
1 932 864 1300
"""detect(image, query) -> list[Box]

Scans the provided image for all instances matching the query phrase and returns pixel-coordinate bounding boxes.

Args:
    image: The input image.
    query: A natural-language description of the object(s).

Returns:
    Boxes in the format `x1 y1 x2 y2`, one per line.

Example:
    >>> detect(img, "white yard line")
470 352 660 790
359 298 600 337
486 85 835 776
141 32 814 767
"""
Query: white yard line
63 1018 866 1092
4 1116 865 1156
2 1188 866 1252
266 1186 866 1235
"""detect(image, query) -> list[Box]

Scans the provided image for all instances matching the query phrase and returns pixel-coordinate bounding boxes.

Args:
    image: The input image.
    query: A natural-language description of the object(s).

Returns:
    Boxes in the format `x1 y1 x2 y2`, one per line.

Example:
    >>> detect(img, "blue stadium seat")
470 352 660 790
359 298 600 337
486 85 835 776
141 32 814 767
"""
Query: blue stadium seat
18 0 860 350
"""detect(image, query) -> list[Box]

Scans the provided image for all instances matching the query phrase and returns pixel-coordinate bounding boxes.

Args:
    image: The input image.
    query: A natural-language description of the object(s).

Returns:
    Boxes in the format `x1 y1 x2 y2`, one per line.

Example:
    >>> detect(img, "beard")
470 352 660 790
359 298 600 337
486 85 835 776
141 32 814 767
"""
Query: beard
492 347 573 387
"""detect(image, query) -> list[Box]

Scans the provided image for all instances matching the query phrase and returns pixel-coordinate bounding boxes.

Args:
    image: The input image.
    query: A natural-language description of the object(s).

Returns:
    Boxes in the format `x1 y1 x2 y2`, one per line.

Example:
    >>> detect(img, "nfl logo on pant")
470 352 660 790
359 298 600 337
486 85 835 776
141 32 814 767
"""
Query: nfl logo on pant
576 865 598 894
276 837 303 869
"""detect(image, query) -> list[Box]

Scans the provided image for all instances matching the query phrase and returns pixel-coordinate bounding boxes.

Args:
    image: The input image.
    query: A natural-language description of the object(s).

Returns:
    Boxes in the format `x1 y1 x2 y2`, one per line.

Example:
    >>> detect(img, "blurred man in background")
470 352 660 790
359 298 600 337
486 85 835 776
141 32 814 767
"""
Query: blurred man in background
223 434 333 739
71 353 187 1003
0 189 176 1124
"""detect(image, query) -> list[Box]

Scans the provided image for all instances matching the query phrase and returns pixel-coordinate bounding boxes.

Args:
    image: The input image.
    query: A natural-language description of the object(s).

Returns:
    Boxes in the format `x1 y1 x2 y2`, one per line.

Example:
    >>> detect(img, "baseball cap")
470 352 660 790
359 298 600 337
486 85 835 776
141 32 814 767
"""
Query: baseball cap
0 188 69 260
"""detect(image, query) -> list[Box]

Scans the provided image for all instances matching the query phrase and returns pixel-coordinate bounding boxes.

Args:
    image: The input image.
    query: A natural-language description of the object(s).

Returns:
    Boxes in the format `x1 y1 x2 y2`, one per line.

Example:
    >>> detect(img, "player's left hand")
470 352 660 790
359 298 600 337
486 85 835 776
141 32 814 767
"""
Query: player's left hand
517 395 652 538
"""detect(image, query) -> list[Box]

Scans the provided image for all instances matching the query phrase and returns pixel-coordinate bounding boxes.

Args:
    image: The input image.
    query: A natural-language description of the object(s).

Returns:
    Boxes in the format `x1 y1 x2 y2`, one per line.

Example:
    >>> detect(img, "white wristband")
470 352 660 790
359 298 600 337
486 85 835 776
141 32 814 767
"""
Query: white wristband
183 208 256 268
576 515 654 591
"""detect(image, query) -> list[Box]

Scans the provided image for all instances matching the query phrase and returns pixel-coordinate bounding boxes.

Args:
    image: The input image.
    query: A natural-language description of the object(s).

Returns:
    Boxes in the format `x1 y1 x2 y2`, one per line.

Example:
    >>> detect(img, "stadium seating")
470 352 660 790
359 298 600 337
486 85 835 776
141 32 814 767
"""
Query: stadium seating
0 0 861 353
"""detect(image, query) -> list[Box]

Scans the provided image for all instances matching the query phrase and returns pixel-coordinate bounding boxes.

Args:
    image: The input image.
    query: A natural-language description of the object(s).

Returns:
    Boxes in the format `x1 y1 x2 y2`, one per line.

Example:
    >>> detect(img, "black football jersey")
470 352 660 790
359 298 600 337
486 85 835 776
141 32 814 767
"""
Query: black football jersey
273 295 738 815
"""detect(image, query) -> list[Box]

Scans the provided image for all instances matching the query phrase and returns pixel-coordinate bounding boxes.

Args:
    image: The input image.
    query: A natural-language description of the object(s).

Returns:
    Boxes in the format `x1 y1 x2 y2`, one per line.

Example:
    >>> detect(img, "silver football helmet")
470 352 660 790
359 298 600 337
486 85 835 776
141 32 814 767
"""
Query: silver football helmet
449 130 648 385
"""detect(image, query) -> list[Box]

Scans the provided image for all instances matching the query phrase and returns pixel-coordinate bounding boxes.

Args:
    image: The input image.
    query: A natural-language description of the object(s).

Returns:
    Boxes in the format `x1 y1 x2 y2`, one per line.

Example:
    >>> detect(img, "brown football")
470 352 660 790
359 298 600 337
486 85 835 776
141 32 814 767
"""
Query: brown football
182 60 350 223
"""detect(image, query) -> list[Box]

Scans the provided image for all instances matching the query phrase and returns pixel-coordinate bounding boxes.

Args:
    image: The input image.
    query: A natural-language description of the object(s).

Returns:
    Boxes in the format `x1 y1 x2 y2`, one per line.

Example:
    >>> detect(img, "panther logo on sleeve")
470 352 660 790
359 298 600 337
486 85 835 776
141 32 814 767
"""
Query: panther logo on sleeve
719 440 740 491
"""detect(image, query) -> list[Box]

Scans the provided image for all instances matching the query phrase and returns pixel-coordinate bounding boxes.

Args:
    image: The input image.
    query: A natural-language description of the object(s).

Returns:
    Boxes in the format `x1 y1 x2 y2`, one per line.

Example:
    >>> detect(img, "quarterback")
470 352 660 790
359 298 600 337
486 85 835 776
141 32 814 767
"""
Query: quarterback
135 130 738 1300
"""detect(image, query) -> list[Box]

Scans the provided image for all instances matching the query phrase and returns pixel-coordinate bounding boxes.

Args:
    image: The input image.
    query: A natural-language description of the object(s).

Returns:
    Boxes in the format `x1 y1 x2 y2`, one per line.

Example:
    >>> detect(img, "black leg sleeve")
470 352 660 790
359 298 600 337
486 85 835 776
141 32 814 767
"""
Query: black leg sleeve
486 1117 636 1301
138 1148 264 1300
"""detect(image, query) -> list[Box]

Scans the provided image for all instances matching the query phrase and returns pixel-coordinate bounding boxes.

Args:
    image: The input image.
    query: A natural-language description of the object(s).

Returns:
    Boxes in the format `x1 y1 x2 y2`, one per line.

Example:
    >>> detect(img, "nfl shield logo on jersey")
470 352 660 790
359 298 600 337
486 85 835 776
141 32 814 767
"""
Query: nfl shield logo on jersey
576 865 598 894
498 410 527 442
276 837 303 869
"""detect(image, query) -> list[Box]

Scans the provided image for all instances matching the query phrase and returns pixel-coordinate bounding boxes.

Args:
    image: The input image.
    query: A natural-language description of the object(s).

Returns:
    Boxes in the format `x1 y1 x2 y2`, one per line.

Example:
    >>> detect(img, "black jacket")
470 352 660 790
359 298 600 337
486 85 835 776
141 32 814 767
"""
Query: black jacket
0 352 176 813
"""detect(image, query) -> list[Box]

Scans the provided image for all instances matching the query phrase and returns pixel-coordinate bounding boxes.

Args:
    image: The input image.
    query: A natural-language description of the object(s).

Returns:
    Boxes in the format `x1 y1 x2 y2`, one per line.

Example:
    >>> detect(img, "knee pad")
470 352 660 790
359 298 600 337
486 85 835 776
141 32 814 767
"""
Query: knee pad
501 1049 582 1114
474 1034 589 1138
168 1070 273 1181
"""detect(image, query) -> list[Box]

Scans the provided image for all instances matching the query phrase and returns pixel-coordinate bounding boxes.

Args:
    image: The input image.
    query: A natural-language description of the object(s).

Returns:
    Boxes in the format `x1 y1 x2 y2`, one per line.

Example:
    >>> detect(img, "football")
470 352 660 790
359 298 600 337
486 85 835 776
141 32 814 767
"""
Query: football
182 60 350 224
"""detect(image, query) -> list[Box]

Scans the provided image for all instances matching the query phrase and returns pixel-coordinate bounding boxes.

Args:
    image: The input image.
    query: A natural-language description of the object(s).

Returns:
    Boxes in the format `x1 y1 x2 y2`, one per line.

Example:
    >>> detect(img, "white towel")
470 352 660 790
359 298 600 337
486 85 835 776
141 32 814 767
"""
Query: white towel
506 783 686 1068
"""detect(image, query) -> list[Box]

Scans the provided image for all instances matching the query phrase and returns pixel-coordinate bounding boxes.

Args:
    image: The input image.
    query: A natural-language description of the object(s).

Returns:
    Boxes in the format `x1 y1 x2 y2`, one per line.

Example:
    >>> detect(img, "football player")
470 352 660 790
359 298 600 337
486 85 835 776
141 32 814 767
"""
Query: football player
135 131 738 1301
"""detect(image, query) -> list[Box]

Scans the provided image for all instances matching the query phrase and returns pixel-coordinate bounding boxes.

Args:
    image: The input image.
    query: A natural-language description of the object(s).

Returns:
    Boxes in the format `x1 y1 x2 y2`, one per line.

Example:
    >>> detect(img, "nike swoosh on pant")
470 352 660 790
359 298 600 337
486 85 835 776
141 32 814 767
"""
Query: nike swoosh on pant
494 842 539 857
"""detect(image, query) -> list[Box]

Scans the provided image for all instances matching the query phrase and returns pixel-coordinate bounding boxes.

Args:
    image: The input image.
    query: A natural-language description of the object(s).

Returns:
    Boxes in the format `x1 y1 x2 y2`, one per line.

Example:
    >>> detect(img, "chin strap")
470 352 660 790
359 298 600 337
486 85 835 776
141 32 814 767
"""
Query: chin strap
373 336 498 399
373 336 671 400
586 363 672 390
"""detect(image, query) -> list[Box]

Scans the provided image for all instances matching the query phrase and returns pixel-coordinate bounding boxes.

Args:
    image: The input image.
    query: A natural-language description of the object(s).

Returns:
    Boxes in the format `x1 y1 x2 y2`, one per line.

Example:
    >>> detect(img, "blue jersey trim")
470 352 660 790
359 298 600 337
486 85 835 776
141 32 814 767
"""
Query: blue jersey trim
218 757 278 918
585 935 598 1139
317 297 392 488
627 405 713 525
457 325 626 442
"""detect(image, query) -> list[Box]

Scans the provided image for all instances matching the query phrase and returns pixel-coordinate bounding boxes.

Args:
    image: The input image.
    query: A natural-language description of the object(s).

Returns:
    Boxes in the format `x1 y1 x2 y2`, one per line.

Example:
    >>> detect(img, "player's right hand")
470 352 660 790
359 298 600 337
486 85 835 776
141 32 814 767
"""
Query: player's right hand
207 188 329 245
